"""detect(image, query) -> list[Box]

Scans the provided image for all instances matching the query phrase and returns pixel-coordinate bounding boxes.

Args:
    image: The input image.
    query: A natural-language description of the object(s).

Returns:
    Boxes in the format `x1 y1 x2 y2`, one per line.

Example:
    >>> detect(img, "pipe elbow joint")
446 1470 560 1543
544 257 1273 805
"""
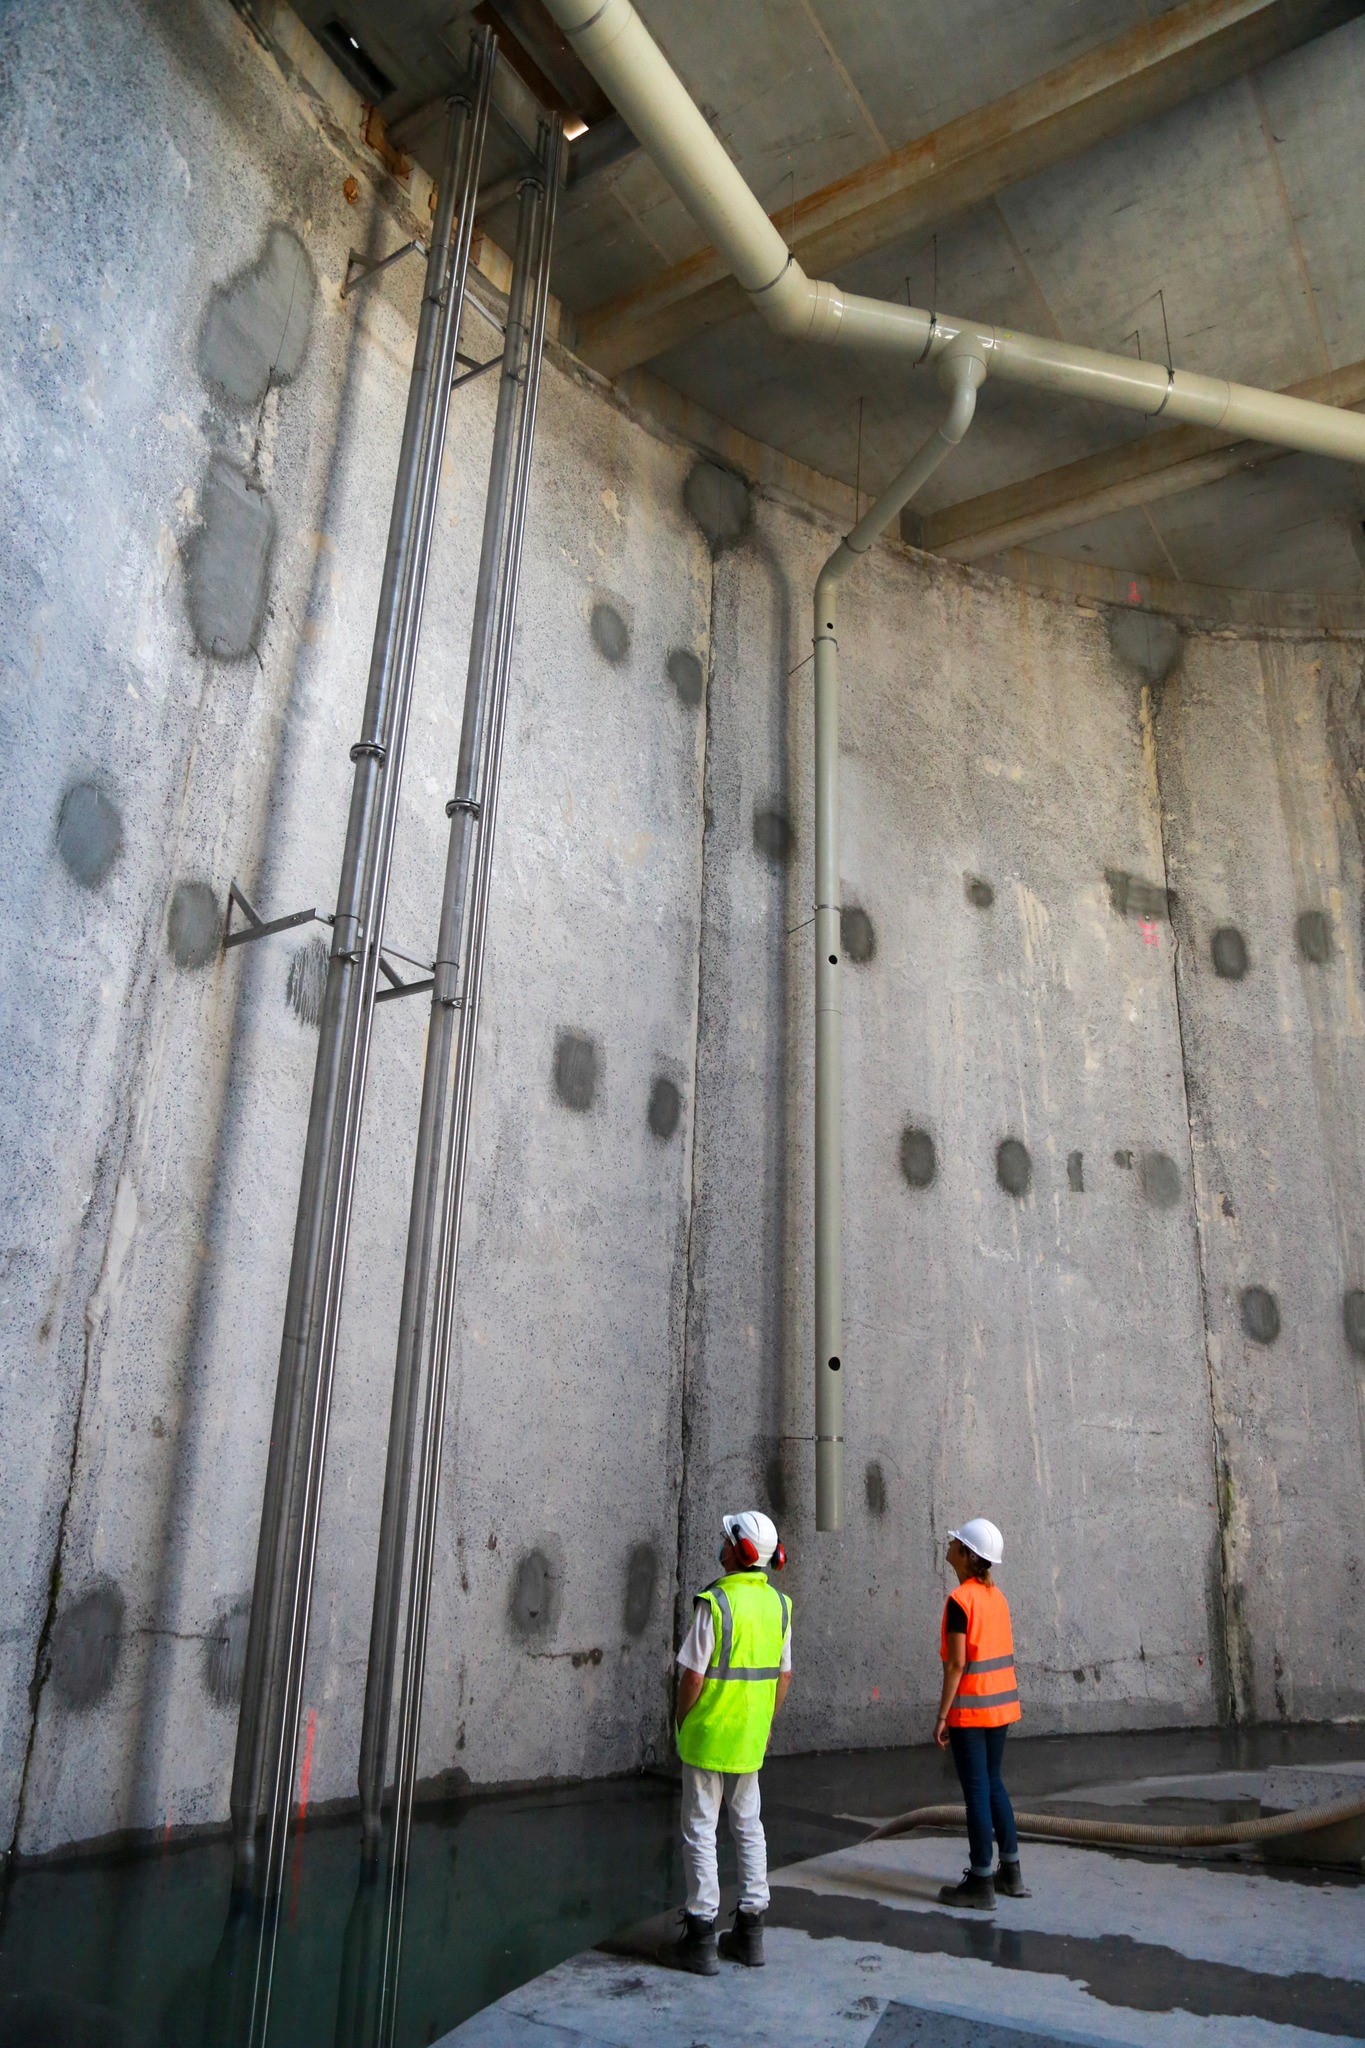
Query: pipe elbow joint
936 331 988 442
752 260 843 343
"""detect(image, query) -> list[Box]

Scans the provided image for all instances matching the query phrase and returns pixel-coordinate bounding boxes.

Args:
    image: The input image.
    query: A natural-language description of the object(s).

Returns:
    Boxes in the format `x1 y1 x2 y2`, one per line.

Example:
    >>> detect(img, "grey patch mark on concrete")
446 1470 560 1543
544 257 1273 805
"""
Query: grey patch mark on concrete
286 933 328 1028
1343 1288 1365 1359
509 1545 562 1639
752 804 793 864
203 1596 249 1709
590 599 631 666
1296 907 1332 963
1240 1285 1281 1345
48 1578 124 1710
647 1075 681 1140
996 1137 1032 1197
899 1127 936 1189
55 781 123 890
1140 1150 1182 1209
1107 607 1184 687
185 456 276 662
666 647 703 708
554 1030 598 1112
1067 1150 1084 1193
682 458 752 551
167 881 221 970
199 223 316 407
965 875 994 909
1105 867 1171 922
622 1542 658 1638
1211 925 1249 980
865 1460 887 1517
840 904 875 963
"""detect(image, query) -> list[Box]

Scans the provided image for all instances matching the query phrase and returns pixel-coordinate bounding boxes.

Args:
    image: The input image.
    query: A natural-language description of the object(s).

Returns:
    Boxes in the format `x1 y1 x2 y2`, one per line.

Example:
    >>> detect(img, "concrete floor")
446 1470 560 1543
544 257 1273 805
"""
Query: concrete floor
444 1736 1365 2047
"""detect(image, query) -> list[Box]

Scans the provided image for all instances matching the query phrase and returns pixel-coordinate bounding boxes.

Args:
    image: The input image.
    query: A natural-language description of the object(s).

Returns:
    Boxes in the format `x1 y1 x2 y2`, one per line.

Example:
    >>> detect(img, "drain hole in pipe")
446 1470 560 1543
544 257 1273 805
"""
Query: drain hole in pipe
828 1357 841 1372
829 954 837 965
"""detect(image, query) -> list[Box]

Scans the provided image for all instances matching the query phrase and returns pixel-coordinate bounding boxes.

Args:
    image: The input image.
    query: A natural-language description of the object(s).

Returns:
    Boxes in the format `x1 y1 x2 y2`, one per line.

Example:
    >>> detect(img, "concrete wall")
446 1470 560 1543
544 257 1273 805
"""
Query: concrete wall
0 0 1362 1860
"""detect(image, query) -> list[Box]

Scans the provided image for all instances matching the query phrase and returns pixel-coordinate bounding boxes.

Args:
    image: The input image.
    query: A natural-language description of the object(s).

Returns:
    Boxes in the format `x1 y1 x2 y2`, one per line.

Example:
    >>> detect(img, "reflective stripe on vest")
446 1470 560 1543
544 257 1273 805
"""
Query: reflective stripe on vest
676 1574 791 1773
942 1579 1021 1729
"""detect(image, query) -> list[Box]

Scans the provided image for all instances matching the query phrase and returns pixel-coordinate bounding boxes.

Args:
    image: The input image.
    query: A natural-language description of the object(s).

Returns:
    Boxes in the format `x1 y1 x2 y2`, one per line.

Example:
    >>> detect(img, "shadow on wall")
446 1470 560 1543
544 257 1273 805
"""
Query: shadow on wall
99 190 382 1846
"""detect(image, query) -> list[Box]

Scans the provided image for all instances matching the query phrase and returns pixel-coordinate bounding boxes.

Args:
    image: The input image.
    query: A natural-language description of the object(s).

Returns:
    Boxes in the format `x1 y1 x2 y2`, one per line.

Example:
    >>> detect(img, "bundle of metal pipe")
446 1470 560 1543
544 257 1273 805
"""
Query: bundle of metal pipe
227 41 496 2048
538 0 1365 1530
362 118 562 2048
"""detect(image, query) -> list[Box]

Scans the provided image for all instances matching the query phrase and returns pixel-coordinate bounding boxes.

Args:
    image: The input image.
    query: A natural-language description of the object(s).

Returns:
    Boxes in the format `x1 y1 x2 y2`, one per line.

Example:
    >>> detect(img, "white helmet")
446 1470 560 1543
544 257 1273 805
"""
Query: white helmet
722 1509 783 1569
948 1516 1004 1566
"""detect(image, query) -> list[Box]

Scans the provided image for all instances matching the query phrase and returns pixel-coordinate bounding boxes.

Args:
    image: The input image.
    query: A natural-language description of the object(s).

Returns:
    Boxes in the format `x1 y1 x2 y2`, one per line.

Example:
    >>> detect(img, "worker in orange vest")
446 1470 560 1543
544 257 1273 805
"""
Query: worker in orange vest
933 1516 1029 1911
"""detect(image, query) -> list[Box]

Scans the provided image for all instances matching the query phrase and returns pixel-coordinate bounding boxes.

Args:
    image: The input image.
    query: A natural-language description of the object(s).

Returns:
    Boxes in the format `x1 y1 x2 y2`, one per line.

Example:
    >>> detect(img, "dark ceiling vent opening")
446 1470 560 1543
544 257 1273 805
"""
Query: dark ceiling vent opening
474 0 613 126
318 17 395 102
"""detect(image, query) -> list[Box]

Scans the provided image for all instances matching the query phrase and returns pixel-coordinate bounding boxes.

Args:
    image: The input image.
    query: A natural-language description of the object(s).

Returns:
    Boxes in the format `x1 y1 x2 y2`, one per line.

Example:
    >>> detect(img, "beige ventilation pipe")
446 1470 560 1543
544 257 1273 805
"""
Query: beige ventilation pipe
542 0 1365 1530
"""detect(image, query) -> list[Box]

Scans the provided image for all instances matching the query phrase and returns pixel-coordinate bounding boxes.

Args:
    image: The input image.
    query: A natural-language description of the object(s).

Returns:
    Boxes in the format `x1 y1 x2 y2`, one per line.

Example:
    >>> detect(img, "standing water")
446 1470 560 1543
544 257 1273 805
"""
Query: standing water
0 1777 683 2046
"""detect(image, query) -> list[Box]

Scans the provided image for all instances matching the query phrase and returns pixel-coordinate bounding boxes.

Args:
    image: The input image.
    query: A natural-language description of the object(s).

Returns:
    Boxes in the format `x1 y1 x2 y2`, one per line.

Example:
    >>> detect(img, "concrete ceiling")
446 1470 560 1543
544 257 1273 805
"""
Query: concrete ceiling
293 0 1365 597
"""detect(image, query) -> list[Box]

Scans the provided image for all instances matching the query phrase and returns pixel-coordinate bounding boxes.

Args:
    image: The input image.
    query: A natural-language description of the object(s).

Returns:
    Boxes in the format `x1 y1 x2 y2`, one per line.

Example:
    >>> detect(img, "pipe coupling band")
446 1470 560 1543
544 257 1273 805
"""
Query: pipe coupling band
446 795 482 818
350 740 387 762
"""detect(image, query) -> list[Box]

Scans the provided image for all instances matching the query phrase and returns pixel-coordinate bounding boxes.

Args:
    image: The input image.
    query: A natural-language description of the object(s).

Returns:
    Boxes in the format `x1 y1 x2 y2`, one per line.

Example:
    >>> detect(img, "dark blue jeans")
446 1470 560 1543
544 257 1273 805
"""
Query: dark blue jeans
948 1725 1018 1877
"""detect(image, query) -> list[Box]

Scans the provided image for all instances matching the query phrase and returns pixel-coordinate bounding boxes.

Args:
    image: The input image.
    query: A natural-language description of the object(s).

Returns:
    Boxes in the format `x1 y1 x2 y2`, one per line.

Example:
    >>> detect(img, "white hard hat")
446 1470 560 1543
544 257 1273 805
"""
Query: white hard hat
948 1516 1004 1566
723 1509 780 1567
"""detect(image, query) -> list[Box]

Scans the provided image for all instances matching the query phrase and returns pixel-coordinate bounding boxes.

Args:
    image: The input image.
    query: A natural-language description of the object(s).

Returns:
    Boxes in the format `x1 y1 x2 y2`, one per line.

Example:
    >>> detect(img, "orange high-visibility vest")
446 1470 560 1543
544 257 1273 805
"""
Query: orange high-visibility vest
942 1578 1021 1728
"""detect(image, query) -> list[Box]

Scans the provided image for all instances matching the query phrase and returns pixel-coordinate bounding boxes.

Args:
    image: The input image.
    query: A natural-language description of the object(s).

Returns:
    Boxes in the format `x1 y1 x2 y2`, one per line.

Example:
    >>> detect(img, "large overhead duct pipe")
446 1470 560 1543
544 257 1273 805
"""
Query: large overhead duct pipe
540 0 1365 1532
543 0 1365 460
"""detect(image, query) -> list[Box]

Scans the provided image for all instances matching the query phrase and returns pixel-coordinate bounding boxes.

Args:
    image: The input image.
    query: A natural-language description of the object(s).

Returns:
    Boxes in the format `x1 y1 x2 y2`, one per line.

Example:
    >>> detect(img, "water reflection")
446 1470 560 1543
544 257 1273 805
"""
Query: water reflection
0 1778 681 2047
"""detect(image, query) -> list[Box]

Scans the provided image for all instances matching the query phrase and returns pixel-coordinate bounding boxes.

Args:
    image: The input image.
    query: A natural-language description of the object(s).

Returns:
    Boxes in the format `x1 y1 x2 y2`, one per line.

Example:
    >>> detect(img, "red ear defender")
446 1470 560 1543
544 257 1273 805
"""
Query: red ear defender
737 1534 761 1566
771 1539 786 1571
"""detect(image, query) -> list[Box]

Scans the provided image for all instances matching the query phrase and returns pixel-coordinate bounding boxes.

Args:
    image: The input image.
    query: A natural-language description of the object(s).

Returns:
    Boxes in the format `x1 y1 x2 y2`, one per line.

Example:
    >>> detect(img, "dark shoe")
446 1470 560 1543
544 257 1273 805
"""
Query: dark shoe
937 1868 996 1911
996 1858 1031 1899
662 1912 720 1975
717 1907 765 1967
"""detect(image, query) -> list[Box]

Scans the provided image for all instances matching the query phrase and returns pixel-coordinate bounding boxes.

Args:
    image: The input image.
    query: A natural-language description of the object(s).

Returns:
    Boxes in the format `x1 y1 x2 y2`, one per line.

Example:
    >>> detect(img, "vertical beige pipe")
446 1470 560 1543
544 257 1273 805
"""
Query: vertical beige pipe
811 343 984 1529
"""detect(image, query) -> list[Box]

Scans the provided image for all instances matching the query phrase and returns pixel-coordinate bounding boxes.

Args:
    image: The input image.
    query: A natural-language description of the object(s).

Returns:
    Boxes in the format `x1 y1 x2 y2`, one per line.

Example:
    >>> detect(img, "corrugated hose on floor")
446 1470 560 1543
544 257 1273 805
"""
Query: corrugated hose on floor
865 1789 1365 1850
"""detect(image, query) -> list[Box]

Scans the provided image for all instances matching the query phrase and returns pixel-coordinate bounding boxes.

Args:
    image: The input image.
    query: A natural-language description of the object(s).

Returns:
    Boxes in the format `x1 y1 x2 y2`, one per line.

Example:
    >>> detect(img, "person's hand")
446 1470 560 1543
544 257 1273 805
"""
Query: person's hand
934 1714 949 1749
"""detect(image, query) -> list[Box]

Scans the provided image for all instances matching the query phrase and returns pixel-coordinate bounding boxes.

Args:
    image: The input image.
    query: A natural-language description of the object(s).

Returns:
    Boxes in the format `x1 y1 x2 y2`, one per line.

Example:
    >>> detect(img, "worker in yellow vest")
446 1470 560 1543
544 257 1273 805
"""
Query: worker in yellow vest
934 1515 1028 1911
669 1510 792 1974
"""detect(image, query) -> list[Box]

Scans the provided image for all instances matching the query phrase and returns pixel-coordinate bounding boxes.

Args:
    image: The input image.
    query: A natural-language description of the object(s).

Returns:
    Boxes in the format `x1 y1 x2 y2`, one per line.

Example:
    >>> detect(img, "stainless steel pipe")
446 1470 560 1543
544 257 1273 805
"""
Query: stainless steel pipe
229 38 496 2048
373 120 560 2048
357 160 547 1865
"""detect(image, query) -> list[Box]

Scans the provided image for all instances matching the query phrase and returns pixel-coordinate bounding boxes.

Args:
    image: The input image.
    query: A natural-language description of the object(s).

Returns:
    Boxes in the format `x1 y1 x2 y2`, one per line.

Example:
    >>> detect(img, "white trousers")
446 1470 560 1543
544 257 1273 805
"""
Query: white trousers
680 1763 769 1922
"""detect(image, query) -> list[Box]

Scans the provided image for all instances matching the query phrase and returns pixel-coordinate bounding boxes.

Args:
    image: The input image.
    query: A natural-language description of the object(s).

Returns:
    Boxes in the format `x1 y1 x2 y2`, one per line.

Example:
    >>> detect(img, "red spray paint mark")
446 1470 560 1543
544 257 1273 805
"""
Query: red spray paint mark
1139 918 1159 948
163 1800 173 1851
298 1708 317 1820
1127 579 1141 605
288 1709 318 1929
872 1687 880 1701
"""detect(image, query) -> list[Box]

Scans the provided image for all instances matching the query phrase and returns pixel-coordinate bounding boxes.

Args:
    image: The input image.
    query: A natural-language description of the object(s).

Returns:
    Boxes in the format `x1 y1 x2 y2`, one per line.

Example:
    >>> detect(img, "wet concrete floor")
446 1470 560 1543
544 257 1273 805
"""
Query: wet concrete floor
445 1727 1365 2047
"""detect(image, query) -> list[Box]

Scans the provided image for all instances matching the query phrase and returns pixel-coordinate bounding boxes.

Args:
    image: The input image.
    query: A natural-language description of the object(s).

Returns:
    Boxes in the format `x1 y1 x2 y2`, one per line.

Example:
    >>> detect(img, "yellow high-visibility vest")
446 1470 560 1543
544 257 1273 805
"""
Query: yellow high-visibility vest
676 1572 790 1773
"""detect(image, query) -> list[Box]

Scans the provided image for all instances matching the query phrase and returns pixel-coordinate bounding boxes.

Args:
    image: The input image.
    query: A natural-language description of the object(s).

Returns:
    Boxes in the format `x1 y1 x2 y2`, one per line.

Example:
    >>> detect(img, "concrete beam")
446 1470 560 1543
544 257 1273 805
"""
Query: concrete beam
908 357 1365 561
571 0 1362 379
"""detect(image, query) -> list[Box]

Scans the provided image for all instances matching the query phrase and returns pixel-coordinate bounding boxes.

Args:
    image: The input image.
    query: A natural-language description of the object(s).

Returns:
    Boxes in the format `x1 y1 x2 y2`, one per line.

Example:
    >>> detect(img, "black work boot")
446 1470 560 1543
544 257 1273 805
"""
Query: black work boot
938 1868 996 1911
996 1857 1031 1898
717 1906 765 1966
663 1912 720 1975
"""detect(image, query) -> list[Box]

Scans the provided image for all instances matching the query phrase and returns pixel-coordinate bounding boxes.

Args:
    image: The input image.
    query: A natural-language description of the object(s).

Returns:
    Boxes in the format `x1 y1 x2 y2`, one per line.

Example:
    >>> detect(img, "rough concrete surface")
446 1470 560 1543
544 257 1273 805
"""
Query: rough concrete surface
0 0 1362 1865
